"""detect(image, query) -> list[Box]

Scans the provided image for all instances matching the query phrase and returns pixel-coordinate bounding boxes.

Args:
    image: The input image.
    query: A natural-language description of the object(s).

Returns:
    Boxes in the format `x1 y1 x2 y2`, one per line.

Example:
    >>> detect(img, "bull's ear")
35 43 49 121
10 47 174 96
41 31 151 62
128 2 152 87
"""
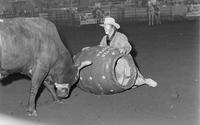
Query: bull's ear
78 60 92 70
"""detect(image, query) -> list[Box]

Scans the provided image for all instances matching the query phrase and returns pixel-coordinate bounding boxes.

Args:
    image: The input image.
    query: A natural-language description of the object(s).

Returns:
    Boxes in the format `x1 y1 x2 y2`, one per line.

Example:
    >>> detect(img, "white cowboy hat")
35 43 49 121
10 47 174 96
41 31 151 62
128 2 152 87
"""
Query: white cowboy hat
100 17 120 29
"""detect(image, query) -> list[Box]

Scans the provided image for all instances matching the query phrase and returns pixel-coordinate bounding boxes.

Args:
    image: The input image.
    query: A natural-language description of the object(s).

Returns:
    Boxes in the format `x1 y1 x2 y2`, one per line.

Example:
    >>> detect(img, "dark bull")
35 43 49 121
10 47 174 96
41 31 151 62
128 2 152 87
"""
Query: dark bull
0 17 91 116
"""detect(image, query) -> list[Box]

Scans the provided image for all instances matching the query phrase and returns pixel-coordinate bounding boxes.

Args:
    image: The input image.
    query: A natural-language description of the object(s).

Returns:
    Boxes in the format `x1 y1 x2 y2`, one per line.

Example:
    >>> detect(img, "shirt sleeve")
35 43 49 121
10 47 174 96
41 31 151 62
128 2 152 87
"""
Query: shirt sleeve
99 35 107 46
118 34 132 54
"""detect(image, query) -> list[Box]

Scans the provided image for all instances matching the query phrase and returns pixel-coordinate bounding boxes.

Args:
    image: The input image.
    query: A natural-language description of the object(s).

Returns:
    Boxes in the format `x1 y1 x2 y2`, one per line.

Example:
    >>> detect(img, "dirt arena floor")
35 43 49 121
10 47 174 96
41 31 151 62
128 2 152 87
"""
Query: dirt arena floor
0 20 199 125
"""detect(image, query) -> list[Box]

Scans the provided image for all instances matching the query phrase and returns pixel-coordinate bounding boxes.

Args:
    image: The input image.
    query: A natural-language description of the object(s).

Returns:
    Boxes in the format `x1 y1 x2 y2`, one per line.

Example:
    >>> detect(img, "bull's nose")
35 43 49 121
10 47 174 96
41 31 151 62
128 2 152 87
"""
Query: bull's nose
57 89 69 98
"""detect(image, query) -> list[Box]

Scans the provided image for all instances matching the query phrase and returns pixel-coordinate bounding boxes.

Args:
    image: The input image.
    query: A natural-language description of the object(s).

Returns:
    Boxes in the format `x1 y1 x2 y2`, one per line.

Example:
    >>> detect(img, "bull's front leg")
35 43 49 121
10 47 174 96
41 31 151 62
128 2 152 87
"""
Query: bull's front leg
27 64 49 116
43 76 63 103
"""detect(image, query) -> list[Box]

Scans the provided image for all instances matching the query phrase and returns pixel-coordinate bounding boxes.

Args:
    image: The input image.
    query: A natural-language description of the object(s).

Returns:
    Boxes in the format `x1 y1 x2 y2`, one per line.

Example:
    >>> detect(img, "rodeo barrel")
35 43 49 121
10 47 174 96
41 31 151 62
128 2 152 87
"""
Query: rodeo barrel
74 46 137 95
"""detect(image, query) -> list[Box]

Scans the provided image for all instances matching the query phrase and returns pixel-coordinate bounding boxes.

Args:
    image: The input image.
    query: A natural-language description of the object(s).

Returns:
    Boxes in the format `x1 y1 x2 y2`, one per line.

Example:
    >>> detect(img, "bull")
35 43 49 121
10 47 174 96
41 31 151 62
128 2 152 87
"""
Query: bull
0 17 91 116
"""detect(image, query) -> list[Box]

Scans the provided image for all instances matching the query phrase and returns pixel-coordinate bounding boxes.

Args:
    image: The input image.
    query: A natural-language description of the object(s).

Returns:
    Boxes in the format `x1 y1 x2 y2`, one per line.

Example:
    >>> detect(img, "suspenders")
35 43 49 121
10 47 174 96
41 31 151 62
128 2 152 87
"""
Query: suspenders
106 30 116 46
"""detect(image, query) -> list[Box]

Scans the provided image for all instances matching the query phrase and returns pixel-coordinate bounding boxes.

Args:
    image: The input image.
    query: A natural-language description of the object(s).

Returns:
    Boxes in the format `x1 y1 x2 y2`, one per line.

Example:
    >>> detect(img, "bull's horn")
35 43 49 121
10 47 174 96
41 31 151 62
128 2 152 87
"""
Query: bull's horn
78 60 92 70
72 60 92 84
81 46 90 51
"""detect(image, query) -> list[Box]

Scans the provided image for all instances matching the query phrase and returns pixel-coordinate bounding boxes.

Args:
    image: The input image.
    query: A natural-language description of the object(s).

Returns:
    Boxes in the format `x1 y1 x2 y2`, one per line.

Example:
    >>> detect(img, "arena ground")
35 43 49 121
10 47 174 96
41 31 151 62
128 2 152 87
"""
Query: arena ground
0 20 199 125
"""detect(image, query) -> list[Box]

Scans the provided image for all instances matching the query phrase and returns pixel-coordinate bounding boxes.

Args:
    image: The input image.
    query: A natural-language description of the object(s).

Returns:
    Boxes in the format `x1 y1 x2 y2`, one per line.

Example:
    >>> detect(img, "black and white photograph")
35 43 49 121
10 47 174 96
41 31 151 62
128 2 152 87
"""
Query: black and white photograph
0 0 199 125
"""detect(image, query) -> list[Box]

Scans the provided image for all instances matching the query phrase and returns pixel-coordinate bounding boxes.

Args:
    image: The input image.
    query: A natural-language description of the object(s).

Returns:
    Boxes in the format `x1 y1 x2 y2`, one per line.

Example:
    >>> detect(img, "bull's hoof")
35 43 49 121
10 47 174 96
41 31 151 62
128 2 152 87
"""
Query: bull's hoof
27 109 37 117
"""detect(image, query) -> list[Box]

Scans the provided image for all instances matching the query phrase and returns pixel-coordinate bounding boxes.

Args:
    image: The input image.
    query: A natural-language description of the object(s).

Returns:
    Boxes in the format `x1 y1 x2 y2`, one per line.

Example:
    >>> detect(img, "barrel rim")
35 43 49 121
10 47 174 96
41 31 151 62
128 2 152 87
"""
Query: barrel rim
111 54 136 90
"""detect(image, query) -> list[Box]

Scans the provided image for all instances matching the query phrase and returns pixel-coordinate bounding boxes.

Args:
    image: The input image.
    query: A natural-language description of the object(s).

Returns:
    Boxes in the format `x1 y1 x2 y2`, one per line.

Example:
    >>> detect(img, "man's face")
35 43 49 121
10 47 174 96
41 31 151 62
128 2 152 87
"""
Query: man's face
104 24 113 35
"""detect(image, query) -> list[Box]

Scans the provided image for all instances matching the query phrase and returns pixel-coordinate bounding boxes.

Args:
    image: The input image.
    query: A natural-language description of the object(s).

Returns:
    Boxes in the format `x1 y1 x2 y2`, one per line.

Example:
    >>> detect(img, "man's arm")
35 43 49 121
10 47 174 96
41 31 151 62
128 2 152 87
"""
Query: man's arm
118 34 132 54
99 35 107 46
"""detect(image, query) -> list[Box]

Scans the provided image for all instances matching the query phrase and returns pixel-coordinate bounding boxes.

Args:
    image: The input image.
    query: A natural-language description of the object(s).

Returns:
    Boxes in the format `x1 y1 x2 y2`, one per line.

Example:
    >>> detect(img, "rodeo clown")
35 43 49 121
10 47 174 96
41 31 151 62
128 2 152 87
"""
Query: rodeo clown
99 16 157 88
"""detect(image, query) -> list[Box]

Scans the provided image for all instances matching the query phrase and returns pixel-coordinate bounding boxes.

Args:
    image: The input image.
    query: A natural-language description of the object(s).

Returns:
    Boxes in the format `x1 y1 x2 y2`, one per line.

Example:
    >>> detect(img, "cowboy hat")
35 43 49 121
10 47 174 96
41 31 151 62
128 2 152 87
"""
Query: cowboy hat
100 17 120 29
